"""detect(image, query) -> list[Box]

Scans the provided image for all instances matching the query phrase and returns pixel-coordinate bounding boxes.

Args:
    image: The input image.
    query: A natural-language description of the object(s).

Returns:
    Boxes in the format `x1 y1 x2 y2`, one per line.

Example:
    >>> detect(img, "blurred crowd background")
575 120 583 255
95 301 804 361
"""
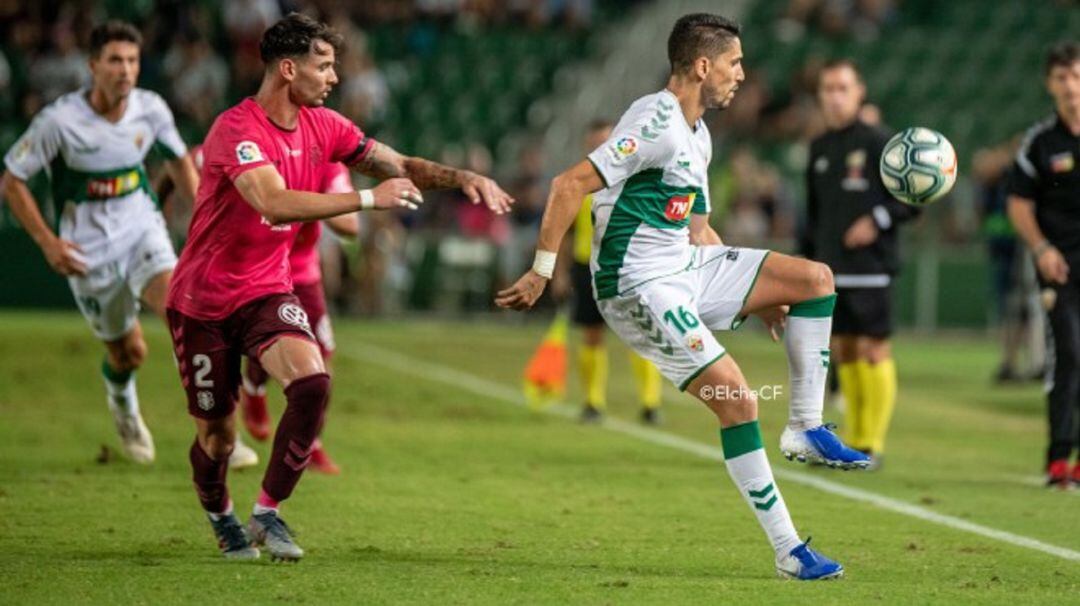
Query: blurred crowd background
1 0 1077 375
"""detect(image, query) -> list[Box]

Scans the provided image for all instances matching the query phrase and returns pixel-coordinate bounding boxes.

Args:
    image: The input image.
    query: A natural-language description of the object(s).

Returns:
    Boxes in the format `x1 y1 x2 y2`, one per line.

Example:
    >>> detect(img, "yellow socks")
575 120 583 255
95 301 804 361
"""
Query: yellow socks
865 358 897 454
839 358 897 454
629 353 661 410
838 361 870 451
578 344 609 409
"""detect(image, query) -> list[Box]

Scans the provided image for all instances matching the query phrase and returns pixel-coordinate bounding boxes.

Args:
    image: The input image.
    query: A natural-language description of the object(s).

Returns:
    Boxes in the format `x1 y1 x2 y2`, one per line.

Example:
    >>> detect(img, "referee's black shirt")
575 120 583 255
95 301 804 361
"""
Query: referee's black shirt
1008 113 1080 258
802 119 919 281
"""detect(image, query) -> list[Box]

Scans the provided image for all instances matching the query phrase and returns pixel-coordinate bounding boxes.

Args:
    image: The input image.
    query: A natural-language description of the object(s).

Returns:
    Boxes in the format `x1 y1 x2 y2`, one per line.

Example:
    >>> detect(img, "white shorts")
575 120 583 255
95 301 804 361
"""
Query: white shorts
68 214 177 341
598 246 770 391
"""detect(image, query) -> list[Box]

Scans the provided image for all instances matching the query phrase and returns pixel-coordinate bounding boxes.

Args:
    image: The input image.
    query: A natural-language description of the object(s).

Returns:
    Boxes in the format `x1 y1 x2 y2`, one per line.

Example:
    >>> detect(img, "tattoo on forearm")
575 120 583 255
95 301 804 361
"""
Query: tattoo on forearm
402 157 467 190
352 142 405 179
351 141 470 190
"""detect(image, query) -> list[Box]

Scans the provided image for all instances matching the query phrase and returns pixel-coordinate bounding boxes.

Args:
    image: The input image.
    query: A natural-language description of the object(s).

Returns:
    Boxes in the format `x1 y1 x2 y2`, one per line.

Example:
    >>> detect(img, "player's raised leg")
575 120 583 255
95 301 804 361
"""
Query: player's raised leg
740 253 870 468
686 356 843 580
247 336 330 561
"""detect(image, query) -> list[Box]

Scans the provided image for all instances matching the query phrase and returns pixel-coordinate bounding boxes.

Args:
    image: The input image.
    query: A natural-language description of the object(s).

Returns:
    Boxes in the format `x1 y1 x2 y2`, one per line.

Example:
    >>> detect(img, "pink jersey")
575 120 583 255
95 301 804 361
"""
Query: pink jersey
168 98 373 320
290 162 354 286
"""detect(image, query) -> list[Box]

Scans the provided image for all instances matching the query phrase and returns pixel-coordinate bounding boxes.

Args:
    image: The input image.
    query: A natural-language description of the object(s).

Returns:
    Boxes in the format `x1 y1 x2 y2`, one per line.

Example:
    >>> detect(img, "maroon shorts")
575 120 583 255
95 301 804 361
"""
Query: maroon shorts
167 293 317 419
293 280 334 358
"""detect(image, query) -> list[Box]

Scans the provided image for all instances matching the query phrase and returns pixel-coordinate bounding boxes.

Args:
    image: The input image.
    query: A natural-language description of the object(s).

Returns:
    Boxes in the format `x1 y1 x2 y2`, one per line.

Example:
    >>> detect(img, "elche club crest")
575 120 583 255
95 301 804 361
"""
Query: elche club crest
686 334 704 352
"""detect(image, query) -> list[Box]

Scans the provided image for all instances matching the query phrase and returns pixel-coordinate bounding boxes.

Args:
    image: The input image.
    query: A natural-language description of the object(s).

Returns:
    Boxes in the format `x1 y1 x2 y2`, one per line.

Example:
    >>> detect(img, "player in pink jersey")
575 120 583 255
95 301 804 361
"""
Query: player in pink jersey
239 162 355 475
166 14 513 561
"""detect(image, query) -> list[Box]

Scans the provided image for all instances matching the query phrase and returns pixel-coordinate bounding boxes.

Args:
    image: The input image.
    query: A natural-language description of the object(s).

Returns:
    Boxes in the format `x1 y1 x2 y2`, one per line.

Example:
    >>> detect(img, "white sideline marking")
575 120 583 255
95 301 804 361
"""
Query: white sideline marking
339 342 1080 563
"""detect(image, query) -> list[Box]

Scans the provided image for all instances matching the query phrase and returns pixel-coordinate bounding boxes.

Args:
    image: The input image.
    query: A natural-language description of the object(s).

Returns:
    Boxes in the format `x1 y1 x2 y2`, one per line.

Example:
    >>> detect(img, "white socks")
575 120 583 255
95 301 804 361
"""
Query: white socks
253 503 278 516
208 500 234 522
102 360 140 416
721 421 801 558
784 294 836 431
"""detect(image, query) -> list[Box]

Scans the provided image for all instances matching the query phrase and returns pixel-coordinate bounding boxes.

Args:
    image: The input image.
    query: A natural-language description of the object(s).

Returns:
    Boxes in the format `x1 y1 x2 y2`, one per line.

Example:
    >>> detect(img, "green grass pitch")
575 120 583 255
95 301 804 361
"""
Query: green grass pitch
2 311 1079 604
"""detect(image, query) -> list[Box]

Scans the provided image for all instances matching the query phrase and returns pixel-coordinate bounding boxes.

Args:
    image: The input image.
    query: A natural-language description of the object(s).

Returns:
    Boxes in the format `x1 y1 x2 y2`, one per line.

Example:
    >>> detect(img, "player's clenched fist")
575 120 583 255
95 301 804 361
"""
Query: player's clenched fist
495 271 548 310
43 237 88 276
371 177 425 210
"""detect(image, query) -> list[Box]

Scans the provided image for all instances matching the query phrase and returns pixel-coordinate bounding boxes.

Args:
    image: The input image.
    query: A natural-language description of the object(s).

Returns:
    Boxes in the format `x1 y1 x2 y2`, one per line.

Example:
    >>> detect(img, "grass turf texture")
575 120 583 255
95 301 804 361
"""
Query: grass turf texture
1 311 1079 604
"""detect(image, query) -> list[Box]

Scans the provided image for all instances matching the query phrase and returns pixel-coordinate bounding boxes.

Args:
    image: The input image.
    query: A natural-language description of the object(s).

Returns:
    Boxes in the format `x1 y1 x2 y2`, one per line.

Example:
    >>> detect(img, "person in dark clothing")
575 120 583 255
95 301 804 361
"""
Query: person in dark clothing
802 59 919 466
1007 41 1080 488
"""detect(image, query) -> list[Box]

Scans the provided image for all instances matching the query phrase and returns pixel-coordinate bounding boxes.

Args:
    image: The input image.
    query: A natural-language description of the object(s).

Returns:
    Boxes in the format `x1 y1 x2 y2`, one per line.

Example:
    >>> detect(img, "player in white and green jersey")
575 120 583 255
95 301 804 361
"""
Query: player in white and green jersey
498 14 868 581
1 21 233 466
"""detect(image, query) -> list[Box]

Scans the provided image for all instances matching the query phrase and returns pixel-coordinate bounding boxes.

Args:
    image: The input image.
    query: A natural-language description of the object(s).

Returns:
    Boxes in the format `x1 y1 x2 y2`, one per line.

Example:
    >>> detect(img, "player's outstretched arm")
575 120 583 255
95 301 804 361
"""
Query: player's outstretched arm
350 141 514 215
495 159 604 311
234 164 423 225
2 170 87 276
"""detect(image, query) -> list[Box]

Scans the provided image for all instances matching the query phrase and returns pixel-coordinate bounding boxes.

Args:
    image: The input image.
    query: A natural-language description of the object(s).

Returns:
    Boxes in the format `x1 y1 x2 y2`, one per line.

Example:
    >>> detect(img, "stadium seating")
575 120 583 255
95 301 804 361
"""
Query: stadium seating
741 0 1080 157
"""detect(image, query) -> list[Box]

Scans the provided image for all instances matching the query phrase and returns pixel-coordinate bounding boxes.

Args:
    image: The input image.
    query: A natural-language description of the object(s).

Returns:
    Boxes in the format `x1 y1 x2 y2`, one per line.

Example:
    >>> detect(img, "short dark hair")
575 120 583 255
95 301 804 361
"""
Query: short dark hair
818 58 864 86
89 21 142 58
260 12 344 66
667 13 741 73
1046 41 1080 76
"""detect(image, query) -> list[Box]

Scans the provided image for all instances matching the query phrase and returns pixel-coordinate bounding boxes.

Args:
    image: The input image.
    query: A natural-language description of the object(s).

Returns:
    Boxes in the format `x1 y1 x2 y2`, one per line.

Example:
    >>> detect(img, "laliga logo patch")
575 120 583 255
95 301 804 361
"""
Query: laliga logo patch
197 390 215 411
278 303 312 332
607 136 638 164
236 140 263 164
664 192 695 221
686 334 704 352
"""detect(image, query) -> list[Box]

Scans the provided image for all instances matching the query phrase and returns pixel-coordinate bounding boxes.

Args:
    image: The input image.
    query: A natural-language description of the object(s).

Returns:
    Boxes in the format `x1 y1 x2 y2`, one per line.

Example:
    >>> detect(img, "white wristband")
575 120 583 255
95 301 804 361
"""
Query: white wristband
358 189 375 210
532 250 557 279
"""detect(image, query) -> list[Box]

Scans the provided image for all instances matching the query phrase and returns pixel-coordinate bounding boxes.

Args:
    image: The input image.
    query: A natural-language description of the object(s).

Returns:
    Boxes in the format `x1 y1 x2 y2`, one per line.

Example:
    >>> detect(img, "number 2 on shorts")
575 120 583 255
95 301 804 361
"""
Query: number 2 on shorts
192 354 214 388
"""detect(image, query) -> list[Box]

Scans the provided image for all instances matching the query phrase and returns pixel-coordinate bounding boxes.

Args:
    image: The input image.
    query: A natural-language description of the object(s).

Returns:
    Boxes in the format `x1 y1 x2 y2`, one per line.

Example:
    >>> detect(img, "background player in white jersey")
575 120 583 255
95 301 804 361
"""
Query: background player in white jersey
2 21 232 465
498 13 869 580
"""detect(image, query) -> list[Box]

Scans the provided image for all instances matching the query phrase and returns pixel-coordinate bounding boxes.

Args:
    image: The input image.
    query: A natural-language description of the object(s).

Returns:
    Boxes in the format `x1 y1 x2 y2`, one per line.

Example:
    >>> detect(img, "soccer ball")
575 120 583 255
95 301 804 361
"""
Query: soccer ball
879 127 957 205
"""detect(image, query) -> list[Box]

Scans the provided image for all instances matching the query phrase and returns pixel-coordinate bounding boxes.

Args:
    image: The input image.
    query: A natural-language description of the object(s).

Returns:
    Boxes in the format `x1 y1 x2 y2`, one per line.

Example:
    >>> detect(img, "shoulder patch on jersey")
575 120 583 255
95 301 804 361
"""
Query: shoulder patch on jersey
606 136 639 164
236 140 263 164
11 137 32 163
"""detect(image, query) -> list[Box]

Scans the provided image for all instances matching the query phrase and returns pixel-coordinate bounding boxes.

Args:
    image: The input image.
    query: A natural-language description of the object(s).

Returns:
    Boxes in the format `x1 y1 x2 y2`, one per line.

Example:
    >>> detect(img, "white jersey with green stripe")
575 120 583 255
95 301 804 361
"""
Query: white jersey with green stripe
586 89 711 300
3 88 187 268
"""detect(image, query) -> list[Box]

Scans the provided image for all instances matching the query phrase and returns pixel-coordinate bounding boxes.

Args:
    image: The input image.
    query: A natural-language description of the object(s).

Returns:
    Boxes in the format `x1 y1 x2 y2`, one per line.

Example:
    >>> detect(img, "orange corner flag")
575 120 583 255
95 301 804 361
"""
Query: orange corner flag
523 311 569 410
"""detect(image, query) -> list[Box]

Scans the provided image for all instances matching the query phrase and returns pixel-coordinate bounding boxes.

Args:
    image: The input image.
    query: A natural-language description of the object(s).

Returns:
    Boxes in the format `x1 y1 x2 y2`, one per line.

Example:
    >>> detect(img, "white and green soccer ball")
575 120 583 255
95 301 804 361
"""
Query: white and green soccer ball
879 127 958 205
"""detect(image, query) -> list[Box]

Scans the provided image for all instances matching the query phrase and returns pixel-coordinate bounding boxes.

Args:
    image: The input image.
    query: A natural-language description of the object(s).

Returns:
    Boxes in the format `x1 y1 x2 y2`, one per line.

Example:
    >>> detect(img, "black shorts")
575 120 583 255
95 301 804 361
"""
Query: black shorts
833 286 893 338
571 262 604 326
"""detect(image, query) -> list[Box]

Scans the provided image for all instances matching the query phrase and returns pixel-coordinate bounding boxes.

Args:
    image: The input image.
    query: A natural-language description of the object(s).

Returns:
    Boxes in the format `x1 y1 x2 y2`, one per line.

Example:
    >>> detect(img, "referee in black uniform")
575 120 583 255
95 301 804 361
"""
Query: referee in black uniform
802 59 919 466
1007 42 1080 488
